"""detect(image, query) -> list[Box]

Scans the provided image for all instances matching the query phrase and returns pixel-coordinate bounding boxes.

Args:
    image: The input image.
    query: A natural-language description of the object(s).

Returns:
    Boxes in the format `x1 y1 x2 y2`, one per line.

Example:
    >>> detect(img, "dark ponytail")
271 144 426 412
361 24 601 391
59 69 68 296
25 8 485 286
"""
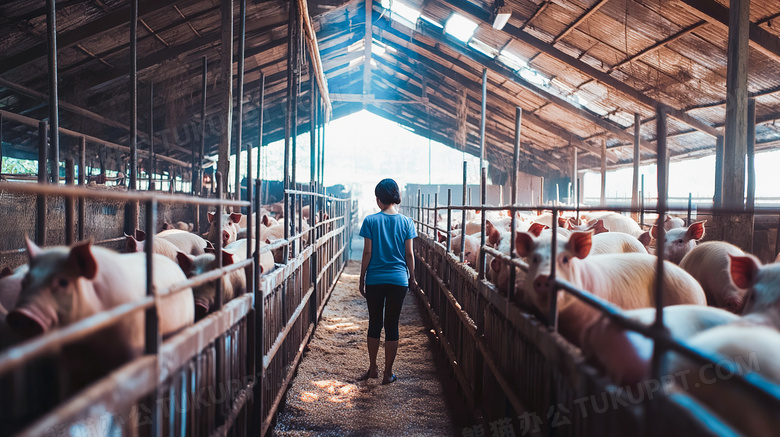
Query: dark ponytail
375 178 401 205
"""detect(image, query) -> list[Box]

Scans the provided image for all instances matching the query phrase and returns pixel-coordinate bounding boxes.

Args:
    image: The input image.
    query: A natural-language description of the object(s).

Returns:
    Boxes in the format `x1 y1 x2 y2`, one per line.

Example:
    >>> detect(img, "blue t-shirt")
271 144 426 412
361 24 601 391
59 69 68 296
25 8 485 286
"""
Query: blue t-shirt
359 211 417 286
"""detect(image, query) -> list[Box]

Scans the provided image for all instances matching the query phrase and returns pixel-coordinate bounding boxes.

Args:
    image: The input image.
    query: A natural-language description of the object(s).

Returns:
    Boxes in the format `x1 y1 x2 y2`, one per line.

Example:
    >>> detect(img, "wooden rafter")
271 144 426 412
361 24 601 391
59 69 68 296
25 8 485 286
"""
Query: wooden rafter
553 0 610 44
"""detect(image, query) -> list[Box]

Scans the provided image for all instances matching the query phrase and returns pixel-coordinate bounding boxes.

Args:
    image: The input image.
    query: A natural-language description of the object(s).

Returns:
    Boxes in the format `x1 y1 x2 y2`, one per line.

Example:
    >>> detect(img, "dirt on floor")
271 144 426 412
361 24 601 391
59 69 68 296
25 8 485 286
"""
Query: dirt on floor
272 261 464 437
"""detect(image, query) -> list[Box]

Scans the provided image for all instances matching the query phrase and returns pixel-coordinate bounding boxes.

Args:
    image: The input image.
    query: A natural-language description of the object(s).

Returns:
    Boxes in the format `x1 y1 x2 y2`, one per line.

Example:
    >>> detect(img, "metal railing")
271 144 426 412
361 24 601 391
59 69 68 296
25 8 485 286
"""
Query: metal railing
400 106 780 435
0 175 353 437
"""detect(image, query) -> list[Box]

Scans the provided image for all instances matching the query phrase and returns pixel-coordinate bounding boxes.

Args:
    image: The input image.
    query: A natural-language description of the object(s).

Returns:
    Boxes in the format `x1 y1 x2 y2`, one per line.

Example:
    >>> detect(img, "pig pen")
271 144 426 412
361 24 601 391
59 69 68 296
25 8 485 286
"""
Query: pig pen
0 180 357 437
408 205 780 436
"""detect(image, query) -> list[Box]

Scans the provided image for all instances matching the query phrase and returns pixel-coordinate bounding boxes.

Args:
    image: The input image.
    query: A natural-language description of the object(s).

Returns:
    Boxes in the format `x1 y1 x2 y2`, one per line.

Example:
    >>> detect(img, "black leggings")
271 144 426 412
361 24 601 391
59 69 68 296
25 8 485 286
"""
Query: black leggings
365 283 407 341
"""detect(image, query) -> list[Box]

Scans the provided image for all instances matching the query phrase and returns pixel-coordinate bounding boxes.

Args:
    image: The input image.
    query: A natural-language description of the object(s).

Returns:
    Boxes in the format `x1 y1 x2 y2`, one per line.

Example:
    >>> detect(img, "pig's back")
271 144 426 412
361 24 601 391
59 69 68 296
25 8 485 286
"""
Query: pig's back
585 253 705 307
161 232 207 255
591 233 646 255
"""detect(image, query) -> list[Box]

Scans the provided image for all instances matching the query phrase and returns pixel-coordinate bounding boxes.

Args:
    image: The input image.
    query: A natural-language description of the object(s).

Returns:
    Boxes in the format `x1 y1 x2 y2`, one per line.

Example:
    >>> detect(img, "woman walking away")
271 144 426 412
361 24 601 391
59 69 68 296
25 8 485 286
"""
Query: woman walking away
358 178 418 385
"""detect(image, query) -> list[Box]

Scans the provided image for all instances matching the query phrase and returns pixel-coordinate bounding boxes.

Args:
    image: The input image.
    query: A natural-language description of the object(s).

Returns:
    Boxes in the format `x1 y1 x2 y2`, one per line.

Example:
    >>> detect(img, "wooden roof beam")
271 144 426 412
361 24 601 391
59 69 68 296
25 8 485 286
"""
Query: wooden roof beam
381 18 656 153
441 0 722 138
553 0 610 44
0 0 180 76
679 0 780 62
370 36 612 160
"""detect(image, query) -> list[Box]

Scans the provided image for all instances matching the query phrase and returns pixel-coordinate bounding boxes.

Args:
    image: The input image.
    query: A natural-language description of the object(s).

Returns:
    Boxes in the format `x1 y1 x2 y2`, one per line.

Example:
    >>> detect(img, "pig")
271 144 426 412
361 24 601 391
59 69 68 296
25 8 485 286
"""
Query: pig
664 215 685 230
177 238 258 319
582 305 738 385
652 220 706 264
7 238 193 391
667 325 780 437
663 255 780 437
451 233 481 268
206 211 243 247
590 232 648 255
566 218 608 235
125 232 180 261
237 212 256 230
162 221 194 231
515 231 706 346
592 212 643 236
679 241 746 313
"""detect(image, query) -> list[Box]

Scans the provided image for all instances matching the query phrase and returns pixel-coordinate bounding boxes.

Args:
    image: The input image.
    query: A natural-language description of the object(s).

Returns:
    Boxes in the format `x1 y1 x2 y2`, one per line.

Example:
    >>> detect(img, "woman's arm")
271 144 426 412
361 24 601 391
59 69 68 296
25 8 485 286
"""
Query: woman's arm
359 238 372 297
405 238 417 290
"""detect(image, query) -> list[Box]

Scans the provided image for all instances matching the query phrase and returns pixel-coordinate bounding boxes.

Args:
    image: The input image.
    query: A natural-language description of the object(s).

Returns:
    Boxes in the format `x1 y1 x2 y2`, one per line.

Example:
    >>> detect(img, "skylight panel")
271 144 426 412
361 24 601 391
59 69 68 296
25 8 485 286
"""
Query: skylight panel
469 38 498 58
445 13 478 43
520 68 549 87
349 55 365 68
498 48 527 71
371 44 387 56
381 0 421 26
348 40 364 52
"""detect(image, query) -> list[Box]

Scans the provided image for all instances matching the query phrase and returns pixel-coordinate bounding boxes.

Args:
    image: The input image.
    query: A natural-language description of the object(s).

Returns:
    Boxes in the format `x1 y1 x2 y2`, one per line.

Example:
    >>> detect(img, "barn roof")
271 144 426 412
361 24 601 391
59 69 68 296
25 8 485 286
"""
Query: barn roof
1 0 779 178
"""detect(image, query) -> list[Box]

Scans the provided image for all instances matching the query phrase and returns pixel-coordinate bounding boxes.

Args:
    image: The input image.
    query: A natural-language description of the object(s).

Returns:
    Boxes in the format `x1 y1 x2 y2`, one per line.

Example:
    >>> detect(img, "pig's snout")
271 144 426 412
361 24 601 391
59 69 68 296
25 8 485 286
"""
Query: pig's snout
533 275 550 295
723 296 743 314
6 306 53 338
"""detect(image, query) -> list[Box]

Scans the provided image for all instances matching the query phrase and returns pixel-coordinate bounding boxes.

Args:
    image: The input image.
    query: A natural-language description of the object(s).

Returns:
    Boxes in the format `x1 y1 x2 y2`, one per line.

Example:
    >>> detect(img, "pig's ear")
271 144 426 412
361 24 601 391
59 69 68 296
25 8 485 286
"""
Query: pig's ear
221 251 235 266
262 214 270 227
650 225 659 240
25 236 42 259
176 252 194 273
488 228 501 247
558 217 568 228
528 222 548 237
565 217 575 230
0 267 12 278
687 221 706 241
204 241 216 254
515 232 537 257
68 240 98 279
491 258 501 273
125 234 138 252
134 229 146 241
591 220 607 234
485 220 495 236
230 213 243 224
207 212 215 223
566 232 592 259
730 254 761 289
637 231 651 248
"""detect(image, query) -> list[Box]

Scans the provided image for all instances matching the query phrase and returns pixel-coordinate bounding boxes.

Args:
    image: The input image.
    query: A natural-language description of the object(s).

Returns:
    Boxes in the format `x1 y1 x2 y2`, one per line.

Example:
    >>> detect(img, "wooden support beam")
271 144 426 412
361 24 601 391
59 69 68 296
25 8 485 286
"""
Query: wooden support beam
330 93 428 104
0 0 180 75
395 17 658 153
746 98 756 210
374 26 612 161
571 146 578 205
713 135 724 208
611 21 708 72
297 0 332 119
456 88 468 151
600 136 606 206
631 113 640 220
217 0 234 187
680 0 780 62
553 0 610 44
441 0 722 138
720 0 753 251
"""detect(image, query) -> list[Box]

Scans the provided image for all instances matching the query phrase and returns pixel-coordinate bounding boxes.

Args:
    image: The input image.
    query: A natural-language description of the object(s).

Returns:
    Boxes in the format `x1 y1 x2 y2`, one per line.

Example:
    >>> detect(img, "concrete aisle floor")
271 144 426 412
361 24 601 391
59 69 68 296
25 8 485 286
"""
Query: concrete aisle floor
272 261 464 436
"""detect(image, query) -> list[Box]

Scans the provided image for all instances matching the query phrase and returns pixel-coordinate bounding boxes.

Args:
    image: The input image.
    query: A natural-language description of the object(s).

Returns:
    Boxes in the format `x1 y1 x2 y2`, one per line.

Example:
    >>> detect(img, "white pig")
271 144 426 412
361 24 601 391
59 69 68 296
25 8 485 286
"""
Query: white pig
206 211 243 247
515 231 706 346
7 238 193 390
590 232 648 255
679 241 747 313
652 220 706 264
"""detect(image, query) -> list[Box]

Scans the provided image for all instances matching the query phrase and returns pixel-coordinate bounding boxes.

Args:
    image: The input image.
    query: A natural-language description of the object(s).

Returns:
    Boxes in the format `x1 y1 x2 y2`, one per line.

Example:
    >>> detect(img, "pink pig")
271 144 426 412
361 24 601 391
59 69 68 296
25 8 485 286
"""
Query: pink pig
206 211 243 248
515 231 706 347
652 220 706 264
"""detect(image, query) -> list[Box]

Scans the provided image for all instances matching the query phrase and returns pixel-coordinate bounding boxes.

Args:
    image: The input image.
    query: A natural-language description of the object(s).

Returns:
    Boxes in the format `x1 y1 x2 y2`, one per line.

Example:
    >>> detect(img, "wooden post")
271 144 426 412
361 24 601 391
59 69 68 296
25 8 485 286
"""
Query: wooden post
257 73 265 182
721 0 753 250
600 136 607 206
149 82 154 189
713 135 724 208
570 146 578 205
218 0 234 195
746 98 756 210
78 136 85 241
284 0 294 243
479 68 487 176
128 0 139 235
631 113 641 220
235 0 246 201
37 121 47 247
46 0 60 184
